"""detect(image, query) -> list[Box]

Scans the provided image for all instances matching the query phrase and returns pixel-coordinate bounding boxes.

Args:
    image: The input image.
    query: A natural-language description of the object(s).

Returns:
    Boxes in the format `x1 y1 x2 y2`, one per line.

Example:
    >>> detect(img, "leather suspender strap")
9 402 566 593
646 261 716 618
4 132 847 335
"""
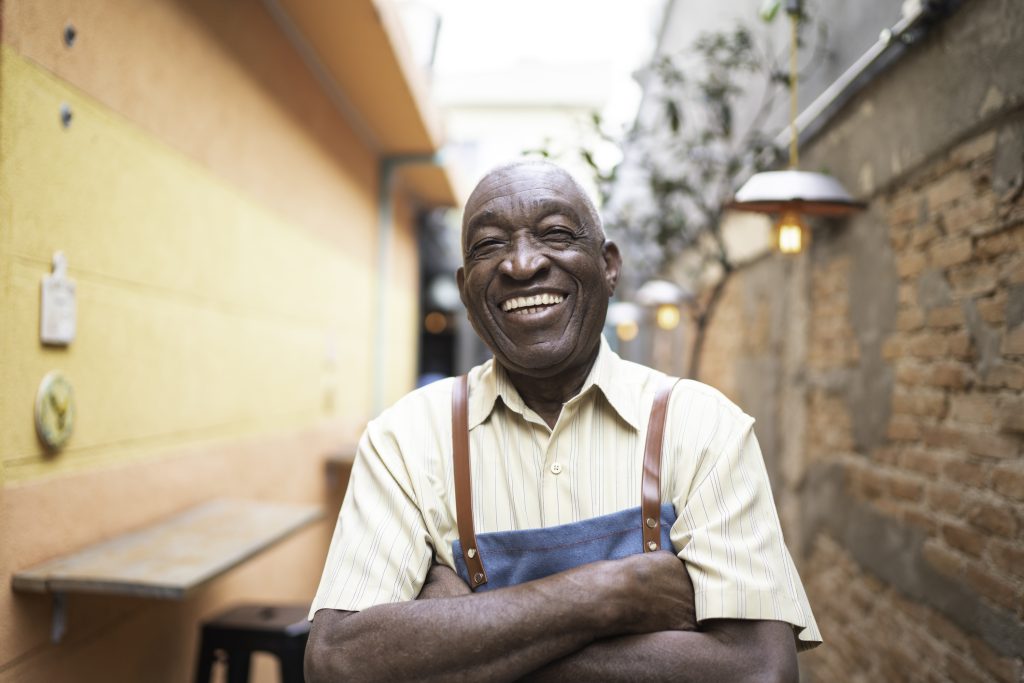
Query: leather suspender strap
452 375 488 587
642 376 680 552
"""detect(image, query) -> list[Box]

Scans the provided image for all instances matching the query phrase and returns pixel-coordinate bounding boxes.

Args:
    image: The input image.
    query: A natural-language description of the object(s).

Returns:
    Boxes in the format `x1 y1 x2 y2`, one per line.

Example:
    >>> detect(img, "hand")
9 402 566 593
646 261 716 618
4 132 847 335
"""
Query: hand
416 562 472 600
594 551 697 635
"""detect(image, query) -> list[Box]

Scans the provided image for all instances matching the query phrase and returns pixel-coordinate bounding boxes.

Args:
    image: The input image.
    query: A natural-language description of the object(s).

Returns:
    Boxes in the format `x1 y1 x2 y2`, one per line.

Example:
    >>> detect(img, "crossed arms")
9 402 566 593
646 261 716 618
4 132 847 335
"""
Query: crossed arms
305 552 798 683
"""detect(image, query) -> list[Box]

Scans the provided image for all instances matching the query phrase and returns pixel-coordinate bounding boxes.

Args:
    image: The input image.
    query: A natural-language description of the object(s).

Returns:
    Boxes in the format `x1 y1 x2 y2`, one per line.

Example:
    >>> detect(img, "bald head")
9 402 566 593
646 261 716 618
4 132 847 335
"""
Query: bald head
462 160 604 249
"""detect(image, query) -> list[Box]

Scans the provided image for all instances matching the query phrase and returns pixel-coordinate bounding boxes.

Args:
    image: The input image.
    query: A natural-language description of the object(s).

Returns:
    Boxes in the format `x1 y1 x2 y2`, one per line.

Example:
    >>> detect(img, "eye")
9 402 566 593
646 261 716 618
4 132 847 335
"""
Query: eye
542 226 576 243
468 237 505 259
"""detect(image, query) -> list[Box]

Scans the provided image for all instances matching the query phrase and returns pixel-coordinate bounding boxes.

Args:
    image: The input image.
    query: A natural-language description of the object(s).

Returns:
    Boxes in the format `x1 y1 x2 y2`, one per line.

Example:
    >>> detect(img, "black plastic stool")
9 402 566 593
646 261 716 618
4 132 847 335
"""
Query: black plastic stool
194 604 310 683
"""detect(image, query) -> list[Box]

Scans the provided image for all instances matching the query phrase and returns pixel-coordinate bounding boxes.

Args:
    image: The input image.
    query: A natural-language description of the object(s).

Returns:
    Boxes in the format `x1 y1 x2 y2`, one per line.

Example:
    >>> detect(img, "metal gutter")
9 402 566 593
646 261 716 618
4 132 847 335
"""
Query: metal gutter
775 0 962 151
373 153 446 415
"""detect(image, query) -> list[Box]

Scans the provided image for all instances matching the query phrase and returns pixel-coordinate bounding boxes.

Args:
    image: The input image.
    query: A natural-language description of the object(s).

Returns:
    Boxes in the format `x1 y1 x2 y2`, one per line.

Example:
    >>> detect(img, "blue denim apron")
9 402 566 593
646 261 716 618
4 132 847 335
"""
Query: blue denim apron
450 375 680 590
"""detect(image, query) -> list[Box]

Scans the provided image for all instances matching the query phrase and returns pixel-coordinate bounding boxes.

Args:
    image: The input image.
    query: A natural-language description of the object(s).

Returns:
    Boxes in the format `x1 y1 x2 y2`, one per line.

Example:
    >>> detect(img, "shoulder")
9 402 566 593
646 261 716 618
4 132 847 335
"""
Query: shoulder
368 376 456 441
666 378 756 446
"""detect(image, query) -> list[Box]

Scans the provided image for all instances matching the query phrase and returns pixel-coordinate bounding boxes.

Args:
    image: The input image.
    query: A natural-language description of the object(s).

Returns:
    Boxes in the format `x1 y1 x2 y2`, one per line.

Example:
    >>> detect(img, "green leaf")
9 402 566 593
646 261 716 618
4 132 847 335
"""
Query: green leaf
759 0 781 22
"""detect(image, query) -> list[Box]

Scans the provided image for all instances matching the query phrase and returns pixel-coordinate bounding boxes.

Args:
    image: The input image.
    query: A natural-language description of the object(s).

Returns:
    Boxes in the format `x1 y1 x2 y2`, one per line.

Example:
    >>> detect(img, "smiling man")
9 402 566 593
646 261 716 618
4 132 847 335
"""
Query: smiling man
306 161 820 682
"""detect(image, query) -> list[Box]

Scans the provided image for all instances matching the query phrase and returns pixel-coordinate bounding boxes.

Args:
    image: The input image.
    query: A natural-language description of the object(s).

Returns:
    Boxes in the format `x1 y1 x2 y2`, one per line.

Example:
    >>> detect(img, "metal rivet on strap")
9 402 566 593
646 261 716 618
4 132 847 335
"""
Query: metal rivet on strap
473 572 484 584
647 541 658 551
467 548 476 559
645 517 657 528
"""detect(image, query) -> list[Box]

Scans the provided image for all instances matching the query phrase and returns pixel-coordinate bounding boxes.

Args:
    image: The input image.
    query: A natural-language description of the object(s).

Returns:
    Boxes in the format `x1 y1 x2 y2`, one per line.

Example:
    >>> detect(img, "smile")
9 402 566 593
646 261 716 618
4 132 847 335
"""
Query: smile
501 293 565 314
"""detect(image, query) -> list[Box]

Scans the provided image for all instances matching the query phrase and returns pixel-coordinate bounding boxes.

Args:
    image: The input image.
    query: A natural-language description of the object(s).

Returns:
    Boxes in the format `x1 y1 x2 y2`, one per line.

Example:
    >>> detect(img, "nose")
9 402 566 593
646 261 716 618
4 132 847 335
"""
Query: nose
499 234 550 281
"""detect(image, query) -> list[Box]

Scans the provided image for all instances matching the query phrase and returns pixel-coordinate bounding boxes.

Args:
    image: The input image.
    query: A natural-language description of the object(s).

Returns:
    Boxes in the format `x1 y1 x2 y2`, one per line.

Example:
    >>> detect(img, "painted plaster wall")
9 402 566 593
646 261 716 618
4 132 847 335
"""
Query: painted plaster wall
1 0 420 679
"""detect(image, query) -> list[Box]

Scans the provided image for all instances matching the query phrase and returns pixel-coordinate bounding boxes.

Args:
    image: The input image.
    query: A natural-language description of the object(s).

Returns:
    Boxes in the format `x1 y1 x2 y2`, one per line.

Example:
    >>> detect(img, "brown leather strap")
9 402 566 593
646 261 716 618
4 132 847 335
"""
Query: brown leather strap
452 375 487 587
641 376 680 552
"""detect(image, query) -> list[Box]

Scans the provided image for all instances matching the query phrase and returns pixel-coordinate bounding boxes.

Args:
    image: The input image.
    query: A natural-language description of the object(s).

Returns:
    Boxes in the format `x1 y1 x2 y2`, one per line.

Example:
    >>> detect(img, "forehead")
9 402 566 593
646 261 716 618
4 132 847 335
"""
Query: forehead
463 166 590 232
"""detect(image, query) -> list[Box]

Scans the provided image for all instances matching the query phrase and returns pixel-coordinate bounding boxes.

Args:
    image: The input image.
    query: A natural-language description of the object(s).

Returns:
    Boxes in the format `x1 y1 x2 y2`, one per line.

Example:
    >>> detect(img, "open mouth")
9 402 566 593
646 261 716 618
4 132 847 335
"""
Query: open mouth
500 293 565 315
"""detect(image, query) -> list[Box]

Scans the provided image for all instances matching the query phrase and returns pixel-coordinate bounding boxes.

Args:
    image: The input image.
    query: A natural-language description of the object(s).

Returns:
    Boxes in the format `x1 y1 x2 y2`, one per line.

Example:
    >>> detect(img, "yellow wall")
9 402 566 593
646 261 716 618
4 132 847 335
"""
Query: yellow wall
0 0 423 679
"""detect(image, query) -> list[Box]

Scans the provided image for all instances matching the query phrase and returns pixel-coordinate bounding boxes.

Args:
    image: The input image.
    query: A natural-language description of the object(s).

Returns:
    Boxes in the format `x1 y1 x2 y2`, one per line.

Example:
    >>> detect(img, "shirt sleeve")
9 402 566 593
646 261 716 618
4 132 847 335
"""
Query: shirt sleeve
672 418 822 650
308 422 434 618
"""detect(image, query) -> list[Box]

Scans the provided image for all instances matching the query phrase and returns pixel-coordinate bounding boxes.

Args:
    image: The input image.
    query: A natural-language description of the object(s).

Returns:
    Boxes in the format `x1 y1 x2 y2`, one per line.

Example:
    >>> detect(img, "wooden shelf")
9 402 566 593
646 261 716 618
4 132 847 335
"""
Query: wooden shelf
13 499 321 601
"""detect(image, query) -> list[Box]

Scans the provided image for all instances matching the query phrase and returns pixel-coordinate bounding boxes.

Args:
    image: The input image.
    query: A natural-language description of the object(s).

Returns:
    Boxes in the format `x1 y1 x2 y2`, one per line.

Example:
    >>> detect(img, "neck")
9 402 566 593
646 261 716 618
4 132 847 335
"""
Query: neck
501 346 600 429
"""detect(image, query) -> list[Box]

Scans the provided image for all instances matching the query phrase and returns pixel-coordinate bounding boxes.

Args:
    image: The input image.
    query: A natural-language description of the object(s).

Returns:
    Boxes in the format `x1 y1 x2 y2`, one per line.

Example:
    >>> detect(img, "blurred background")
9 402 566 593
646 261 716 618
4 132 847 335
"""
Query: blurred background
1 0 1021 680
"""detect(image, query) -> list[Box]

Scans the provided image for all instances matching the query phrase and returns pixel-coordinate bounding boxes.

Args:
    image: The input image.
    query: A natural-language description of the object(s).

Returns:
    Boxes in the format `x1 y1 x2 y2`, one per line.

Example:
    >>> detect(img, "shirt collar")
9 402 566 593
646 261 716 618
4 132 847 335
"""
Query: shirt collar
467 336 641 431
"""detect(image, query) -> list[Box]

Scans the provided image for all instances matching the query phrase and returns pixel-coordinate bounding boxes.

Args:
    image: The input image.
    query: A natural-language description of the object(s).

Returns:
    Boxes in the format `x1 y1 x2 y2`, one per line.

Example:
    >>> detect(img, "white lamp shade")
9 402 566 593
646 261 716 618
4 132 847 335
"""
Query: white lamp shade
729 170 865 216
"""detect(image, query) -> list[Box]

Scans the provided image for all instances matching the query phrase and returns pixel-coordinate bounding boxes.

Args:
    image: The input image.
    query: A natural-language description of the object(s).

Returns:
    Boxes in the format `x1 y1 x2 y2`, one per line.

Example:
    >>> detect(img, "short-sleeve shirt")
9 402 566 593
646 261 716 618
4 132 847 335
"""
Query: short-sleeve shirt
309 337 822 650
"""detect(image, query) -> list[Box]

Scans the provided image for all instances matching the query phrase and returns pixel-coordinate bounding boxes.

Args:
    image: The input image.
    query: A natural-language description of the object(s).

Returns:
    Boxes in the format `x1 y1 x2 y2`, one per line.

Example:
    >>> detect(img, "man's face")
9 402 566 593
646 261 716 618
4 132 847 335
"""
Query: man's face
457 163 621 378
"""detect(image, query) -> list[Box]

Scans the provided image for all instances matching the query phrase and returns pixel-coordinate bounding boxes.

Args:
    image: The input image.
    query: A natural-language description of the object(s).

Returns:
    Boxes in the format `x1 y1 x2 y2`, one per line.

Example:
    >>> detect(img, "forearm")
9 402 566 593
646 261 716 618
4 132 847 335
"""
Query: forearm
307 561 631 683
523 621 798 683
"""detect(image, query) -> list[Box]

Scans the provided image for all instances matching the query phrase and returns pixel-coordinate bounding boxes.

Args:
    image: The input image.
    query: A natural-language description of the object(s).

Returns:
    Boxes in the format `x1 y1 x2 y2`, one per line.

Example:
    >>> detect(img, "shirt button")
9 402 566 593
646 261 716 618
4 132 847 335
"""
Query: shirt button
550 463 562 475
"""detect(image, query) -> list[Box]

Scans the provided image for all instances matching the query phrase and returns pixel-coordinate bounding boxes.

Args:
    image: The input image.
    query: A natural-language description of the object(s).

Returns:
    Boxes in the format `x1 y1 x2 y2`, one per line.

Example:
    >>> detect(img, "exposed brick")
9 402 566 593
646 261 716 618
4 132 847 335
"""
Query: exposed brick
948 330 974 360
926 170 974 209
903 507 940 534
968 636 1020 683
992 463 1024 501
948 393 998 423
962 430 1020 459
948 261 998 298
922 539 964 579
882 335 906 360
899 282 917 306
975 292 1006 323
901 448 945 478
929 236 973 269
872 446 902 466
897 307 925 332
1001 325 1024 355
979 363 1024 390
943 458 989 488
890 225 912 250
927 612 970 653
965 499 1017 537
928 362 970 390
895 361 928 386
943 195 997 235
925 305 964 328
964 562 1017 606
888 196 919 227
889 475 926 502
940 522 985 557
989 540 1024 581
1000 253 1024 285
887 414 922 441
892 388 948 418
950 131 997 165
897 250 928 279
998 396 1024 432
975 224 1024 258
930 486 966 515
945 651 991 683
911 220 942 248
908 331 951 359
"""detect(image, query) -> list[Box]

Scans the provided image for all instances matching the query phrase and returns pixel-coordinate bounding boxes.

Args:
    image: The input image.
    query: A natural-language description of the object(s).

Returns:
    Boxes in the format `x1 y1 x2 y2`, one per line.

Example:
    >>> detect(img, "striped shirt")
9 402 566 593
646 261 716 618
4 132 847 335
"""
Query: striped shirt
310 337 821 649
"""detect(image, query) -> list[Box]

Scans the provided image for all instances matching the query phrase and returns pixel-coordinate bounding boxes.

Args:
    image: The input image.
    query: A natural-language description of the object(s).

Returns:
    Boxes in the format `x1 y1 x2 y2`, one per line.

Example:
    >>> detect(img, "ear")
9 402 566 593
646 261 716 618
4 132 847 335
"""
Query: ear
601 240 622 296
456 266 467 307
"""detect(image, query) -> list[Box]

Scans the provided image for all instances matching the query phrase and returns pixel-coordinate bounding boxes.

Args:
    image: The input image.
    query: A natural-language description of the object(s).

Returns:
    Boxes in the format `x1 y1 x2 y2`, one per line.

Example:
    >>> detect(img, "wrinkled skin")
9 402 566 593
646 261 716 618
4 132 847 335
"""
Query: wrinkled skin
457 162 622 424
305 162 799 683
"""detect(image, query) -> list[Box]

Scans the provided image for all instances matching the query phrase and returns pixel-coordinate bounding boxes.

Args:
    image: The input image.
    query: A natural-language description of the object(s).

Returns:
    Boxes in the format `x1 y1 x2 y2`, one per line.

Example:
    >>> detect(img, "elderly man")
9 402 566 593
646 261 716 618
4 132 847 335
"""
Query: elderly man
306 160 820 682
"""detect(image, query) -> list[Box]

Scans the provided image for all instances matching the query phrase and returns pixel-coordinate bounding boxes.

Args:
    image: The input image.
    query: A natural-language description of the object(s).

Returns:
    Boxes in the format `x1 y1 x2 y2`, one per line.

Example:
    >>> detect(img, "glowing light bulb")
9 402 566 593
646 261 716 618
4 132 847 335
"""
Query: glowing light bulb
424 311 447 334
616 320 639 342
775 211 806 254
655 304 681 330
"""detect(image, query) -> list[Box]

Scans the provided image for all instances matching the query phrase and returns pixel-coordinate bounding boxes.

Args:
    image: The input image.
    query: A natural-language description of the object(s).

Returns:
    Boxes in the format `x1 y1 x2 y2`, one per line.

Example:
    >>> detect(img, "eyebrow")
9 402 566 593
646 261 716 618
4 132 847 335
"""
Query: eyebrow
465 198 584 236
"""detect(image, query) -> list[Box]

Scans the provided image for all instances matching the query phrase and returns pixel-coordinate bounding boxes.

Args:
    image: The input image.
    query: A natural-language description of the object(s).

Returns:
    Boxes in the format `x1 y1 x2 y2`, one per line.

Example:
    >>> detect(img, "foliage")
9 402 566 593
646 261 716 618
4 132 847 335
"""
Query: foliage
582 10 828 289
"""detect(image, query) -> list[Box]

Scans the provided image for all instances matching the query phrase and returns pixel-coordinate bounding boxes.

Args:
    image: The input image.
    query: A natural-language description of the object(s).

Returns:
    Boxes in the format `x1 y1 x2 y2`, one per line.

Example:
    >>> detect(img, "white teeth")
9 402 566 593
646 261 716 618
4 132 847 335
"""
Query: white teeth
502 294 565 312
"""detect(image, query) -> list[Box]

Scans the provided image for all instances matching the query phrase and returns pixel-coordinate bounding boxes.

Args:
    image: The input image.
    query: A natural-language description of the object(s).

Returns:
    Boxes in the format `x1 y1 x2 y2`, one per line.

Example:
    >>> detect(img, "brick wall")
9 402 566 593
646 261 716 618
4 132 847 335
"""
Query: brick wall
694 19 1024 679
800 128 1024 681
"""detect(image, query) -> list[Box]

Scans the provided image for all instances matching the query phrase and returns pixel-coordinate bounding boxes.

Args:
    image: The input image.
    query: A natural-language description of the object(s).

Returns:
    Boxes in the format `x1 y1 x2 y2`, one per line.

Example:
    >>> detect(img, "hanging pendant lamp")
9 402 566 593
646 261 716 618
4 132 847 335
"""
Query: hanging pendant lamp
728 0 864 253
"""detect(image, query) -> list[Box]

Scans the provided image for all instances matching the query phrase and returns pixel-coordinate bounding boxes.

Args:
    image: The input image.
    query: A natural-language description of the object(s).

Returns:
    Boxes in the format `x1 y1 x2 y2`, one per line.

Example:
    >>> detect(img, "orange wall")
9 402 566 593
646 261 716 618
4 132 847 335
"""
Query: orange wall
1 0 422 679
